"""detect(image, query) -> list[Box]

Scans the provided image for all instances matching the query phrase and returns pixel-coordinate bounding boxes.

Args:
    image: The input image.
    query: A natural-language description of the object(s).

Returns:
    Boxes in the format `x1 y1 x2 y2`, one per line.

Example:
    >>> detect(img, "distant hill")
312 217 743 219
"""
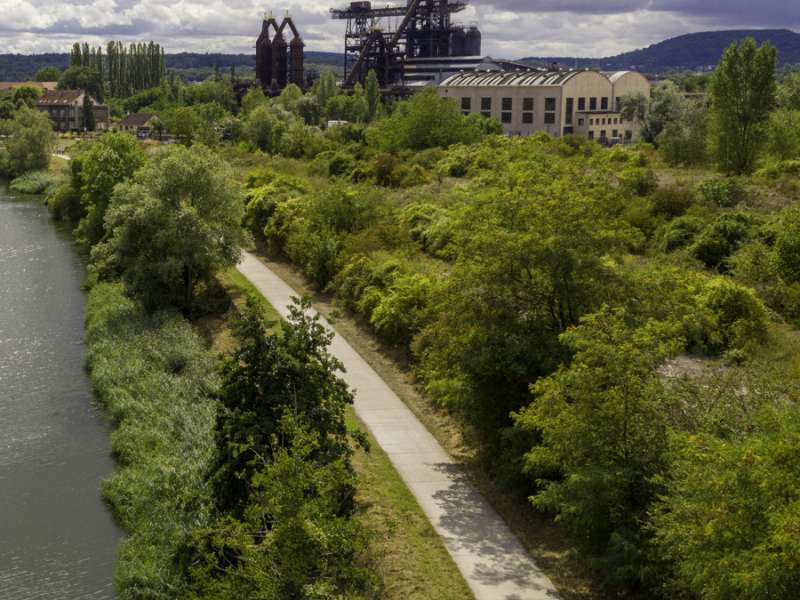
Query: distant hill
0 51 343 82
521 29 800 73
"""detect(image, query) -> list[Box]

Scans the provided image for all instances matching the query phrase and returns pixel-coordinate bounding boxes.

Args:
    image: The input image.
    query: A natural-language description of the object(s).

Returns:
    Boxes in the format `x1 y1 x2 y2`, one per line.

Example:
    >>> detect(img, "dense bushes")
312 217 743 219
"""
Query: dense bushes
8 170 59 195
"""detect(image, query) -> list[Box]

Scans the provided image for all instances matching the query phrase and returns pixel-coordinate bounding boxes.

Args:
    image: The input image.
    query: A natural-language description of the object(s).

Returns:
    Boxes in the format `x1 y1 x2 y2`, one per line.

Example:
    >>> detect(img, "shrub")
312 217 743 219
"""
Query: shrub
619 167 658 196
369 273 433 345
690 212 754 269
696 277 768 352
46 183 83 222
697 177 748 208
9 170 59 195
650 185 695 218
660 215 706 252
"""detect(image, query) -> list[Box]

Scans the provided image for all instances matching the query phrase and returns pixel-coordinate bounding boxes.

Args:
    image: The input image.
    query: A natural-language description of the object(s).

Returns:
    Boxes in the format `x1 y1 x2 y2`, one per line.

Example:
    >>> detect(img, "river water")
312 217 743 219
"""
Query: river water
0 188 119 598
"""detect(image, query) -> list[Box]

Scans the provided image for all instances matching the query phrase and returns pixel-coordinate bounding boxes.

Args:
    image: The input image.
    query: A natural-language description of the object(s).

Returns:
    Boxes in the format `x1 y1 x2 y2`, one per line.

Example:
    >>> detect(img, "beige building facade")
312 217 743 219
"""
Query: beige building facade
438 68 651 143
36 90 111 132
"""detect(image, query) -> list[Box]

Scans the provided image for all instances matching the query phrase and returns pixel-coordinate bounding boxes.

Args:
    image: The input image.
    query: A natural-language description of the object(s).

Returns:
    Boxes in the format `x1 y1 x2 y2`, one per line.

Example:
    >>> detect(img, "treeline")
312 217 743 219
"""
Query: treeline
69 41 166 97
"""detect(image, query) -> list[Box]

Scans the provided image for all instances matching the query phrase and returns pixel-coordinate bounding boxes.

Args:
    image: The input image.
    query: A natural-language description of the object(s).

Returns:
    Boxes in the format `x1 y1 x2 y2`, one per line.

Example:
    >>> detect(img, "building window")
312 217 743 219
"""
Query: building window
544 97 557 125
590 97 597 111
625 130 633 141
612 129 619 138
578 118 584 126
563 126 574 136
565 97 574 125
600 130 607 140
578 97 586 111
522 112 534 124
502 111 513 123
461 97 471 112
588 131 595 140
481 97 492 118
616 98 621 112
601 97 609 110
502 97 512 111
523 97 534 112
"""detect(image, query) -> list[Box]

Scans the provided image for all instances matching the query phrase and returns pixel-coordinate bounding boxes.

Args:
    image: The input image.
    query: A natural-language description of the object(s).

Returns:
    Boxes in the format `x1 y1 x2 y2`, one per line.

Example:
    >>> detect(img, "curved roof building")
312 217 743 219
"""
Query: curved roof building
439 68 651 141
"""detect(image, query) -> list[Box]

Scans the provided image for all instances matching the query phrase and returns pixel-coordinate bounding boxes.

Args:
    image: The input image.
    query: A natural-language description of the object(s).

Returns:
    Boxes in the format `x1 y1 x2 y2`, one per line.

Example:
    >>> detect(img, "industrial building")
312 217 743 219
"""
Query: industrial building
330 0 483 88
438 68 651 142
255 13 305 94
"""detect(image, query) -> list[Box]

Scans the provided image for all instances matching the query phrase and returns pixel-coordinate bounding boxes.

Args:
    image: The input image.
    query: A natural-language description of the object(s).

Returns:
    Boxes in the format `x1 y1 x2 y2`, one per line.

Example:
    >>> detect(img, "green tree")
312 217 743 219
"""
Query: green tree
651 406 800 600
0 107 55 177
277 83 304 113
775 207 800 284
59 65 104 101
657 99 709 166
618 92 648 130
365 69 381 122
708 38 778 174
11 86 42 109
641 80 686 144
765 108 800 160
778 71 800 110
316 69 337 109
75 131 145 246
82 93 96 132
515 308 677 588
34 66 62 82
367 88 484 151
246 104 290 153
92 145 248 312
211 299 361 514
162 106 202 145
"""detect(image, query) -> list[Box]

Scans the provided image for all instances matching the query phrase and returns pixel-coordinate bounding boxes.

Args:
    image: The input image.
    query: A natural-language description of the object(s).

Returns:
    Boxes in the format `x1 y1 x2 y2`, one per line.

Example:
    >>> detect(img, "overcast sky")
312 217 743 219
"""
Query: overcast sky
0 0 797 57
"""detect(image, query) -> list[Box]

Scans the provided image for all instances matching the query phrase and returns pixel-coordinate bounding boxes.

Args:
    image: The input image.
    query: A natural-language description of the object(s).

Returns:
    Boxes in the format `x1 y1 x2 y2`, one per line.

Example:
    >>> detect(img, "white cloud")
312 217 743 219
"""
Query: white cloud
0 0 795 57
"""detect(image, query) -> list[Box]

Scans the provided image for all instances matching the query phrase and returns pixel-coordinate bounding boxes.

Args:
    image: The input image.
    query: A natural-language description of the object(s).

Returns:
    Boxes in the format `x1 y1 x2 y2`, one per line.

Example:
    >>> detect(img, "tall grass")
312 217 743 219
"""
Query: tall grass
85 283 219 599
9 170 60 195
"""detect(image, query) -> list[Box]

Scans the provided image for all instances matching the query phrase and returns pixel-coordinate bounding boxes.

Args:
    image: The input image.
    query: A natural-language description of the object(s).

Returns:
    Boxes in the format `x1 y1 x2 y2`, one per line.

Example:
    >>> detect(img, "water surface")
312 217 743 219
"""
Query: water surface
0 189 119 599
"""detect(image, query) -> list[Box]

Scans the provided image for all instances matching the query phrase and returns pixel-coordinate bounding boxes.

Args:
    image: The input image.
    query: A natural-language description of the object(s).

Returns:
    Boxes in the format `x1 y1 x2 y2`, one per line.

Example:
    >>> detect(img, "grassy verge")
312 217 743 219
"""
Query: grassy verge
85 282 218 598
215 264 475 600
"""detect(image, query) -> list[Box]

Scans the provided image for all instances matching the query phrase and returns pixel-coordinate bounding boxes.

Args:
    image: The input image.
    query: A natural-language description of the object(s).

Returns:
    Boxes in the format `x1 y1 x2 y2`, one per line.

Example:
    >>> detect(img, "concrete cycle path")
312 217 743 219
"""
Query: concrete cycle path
238 252 560 600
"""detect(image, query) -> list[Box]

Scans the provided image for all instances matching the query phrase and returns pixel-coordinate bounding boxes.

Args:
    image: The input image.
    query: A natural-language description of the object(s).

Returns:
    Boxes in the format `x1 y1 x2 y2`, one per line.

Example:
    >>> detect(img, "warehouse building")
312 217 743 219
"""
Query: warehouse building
438 68 651 143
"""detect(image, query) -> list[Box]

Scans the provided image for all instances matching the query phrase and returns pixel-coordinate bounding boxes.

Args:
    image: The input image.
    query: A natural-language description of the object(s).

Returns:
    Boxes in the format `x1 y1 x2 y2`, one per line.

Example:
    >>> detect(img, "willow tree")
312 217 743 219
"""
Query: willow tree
709 38 777 175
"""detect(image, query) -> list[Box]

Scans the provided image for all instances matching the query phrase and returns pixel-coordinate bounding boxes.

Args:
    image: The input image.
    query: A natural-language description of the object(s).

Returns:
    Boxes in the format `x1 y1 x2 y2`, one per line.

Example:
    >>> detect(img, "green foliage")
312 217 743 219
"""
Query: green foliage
92 145 248 313
660 215 705 252
0 106 56 177
697 177 747 208
642 81 686 143
11 85 42 108
515 308 677 588
696 276 768 352
82 92 96 131
85 283 218 599
185 300 379 598
765 109 800 160
34 65 62 81
75 130 146 247
367 89 485 152
162 105 203 145
709 38 778 174
778 71 800 110
657 99 708 166
246 104 291 154
9 170 59 195
690 211 755 269
365 69 381 122
59 65 103 101
182 78 235 112
775 207 800 285
619 166 658 196
651 407 800 600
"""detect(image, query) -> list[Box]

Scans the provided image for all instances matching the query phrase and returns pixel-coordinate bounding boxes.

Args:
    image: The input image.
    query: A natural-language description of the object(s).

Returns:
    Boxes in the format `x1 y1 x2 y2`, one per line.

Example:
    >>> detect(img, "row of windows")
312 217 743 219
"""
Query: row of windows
589 117 622 126
576 97 610 112
588 130 633 141
461 96 557 125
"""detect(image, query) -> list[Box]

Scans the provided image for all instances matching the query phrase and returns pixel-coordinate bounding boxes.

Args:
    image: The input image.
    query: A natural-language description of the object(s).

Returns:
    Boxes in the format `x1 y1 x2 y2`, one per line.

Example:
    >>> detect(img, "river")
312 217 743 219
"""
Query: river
0 187 119 598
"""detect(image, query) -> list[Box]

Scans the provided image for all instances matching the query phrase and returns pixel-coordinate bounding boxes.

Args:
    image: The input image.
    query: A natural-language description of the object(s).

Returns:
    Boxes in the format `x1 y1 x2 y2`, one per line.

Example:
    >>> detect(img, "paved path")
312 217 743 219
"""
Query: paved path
238 252 560 600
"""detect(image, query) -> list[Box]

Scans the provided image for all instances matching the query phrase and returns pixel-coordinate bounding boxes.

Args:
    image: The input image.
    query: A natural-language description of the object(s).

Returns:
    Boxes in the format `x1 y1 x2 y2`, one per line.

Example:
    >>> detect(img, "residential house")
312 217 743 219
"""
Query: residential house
36 89 111 132
117 113 157 138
